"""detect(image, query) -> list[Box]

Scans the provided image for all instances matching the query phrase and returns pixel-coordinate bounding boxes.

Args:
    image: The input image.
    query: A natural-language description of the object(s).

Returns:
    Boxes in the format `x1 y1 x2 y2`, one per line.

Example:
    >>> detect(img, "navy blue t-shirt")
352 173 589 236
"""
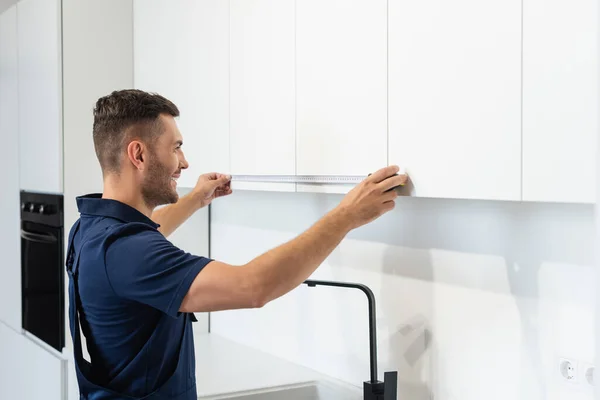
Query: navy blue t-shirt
69 194 212 397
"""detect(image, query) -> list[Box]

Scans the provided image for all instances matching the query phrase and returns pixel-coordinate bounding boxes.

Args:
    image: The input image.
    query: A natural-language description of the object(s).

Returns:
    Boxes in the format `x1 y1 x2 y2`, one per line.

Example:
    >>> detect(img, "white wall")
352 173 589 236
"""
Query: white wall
210 190 596 400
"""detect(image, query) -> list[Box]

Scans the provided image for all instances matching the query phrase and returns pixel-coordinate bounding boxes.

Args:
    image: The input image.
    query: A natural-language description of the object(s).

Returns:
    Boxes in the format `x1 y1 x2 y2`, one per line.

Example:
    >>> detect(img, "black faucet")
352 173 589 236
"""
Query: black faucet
303 279 398 400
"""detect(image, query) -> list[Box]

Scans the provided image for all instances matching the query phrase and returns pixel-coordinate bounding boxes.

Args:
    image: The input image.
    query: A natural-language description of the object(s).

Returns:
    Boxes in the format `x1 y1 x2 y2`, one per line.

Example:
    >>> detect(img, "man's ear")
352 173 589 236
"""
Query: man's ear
126 140 146 171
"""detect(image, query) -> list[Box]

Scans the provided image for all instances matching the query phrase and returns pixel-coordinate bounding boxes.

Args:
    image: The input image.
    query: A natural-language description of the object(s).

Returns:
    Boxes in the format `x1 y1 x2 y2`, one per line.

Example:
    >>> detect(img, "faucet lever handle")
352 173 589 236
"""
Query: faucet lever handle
383 371 398 400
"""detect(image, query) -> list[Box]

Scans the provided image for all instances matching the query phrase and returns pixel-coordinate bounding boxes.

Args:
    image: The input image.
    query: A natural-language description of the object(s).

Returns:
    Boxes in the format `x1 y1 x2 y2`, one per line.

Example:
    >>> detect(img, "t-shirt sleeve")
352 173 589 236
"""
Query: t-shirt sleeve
104 224 212 318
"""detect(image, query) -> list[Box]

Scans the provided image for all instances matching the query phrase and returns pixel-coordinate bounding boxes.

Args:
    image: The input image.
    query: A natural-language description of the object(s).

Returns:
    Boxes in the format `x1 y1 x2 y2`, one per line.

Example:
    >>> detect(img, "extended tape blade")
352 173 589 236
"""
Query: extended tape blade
230 174 367 184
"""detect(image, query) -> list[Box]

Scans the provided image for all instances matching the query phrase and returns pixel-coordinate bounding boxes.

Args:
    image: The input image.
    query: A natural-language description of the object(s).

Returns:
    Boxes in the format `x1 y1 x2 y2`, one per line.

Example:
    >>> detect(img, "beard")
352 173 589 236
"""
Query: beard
140 152 179 208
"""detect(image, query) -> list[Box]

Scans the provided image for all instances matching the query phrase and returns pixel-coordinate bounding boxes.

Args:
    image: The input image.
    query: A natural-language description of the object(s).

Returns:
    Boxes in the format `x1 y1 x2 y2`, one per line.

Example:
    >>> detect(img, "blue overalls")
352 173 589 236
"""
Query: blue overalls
66 205 202 399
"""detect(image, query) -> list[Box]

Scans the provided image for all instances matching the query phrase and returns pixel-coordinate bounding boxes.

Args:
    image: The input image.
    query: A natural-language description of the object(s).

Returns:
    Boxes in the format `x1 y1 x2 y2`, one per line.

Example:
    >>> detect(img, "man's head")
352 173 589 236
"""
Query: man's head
92 89 188 208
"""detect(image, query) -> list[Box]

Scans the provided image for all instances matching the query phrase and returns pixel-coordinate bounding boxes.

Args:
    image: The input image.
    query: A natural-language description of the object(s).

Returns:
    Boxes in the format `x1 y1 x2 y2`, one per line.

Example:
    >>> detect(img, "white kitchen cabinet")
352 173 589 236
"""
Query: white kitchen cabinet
133 0 230 189
388 0 522 201
229 0 296 192
0 323 64 400
17 0 63 194
0 5 22 332
295 0 387 192
522 0 597 203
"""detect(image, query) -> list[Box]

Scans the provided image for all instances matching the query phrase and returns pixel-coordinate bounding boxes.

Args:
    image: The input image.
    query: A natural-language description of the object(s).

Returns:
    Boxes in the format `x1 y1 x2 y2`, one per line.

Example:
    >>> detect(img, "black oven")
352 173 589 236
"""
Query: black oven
20 190 64 352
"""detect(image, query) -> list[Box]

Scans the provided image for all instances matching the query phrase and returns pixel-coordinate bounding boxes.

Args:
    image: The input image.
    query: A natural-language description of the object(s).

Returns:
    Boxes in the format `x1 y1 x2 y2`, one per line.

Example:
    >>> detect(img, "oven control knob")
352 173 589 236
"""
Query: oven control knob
29 203 36 212
38 204 45 214
21 202 27 211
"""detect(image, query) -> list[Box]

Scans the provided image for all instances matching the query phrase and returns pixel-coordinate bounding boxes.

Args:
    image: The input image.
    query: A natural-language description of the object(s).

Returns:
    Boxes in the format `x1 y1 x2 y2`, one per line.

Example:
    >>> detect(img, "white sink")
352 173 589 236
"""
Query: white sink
193 333 365 400
202 380 363 400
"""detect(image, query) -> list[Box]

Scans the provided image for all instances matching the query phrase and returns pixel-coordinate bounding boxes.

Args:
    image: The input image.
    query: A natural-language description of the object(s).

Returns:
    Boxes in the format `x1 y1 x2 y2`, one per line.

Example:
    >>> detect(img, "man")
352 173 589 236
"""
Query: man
66 89 407 399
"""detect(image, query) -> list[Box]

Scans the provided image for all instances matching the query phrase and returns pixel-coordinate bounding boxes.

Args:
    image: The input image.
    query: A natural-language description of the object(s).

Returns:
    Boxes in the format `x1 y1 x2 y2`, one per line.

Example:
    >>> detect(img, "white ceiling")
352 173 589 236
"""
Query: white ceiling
0 0 18 14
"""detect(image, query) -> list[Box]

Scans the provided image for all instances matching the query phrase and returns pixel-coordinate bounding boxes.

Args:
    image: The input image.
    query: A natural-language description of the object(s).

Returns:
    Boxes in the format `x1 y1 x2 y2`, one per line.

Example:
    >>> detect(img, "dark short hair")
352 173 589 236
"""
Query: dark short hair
92 89 180 174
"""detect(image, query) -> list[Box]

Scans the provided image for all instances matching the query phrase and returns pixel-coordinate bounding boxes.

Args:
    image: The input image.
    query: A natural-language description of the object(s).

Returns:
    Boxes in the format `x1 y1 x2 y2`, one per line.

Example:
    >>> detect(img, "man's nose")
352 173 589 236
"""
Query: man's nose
180 155 189 169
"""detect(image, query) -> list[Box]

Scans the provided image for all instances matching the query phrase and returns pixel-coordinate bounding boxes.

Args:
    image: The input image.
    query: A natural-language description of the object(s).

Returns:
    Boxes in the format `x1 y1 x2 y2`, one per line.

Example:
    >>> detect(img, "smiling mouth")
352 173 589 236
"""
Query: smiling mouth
170 170 181 185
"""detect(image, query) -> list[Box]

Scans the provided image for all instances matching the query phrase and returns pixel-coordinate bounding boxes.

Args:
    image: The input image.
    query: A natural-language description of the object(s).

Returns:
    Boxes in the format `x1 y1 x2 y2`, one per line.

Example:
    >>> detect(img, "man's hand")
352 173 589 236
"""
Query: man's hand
333 165 407 230
192 172 233 208
152 173 232 237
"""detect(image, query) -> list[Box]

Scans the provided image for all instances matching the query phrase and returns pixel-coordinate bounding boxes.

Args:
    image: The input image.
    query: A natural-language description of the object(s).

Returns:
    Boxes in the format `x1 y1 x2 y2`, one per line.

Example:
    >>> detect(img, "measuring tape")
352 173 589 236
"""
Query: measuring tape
230 174 367 185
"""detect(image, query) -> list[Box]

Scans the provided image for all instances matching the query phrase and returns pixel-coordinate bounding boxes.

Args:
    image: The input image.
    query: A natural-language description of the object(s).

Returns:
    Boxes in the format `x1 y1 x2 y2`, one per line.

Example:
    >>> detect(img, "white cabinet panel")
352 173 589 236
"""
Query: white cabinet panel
295 0 387 182
17 0 63 194
0 324 64 400
388 0 522 200
230 0 295 192
522 0 597 203
134 0 230 189
0 5 21 332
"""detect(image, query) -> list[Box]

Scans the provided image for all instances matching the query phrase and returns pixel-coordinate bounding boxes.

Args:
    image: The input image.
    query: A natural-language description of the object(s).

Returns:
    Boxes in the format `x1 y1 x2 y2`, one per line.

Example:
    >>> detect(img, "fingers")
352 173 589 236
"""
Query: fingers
214 188 231 197
208 173 231 188
215 185 233 197
378 173 407 192
366 165 400 183
216 173 231 182
381 200 396 212
381 188 399 203
202 172 231 181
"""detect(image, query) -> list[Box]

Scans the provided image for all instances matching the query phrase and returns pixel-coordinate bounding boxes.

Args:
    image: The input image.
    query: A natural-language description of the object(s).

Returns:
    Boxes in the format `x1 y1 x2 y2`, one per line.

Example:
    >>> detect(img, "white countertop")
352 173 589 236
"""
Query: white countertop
62 331 362 399
193 333 362 399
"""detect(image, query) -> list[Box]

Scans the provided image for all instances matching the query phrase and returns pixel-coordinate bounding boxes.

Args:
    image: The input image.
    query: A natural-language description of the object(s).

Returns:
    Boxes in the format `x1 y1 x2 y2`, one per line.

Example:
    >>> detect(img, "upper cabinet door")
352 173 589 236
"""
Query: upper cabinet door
388 0 522 201
0 5 22 332
18 0 63 194
295 0 387 183
133 0 230 189
229 0 296 192
522 0 597 203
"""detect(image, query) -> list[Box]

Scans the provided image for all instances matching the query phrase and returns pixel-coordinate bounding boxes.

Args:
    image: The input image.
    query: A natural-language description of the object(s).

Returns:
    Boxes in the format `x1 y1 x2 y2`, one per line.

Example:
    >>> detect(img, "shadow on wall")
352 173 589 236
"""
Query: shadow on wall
210 190 596 400
213 189 594 270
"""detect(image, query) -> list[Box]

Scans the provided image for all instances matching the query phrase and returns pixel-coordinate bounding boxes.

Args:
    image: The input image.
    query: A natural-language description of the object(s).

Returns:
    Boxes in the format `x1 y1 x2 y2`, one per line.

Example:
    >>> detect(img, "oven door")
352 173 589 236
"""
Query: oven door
21 220 64 351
